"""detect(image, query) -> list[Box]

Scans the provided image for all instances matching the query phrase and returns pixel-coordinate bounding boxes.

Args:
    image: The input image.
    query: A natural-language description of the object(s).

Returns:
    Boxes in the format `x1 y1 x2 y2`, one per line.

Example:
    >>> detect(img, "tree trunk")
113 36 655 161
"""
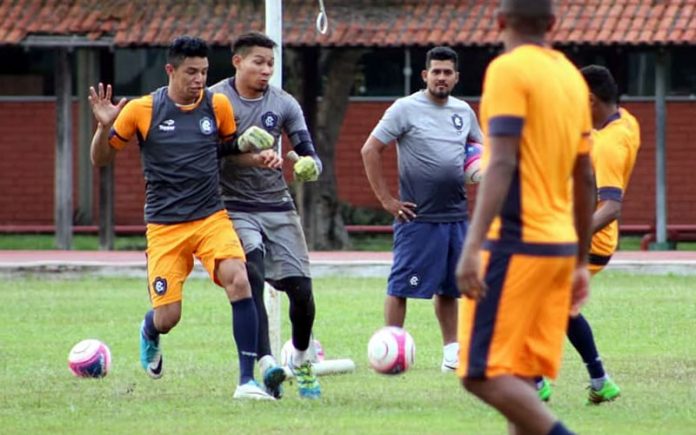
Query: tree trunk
286 47 366 250
307 48 366 250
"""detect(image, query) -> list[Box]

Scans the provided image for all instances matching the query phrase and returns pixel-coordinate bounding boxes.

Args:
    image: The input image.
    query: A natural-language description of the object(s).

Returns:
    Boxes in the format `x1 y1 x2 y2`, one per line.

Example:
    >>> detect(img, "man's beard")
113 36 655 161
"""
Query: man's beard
430 86 450 99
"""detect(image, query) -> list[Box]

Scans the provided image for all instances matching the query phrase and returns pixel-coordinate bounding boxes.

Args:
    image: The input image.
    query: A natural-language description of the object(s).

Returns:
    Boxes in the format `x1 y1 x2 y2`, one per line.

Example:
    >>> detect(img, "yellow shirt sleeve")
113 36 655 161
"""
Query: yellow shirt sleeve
594 128 631 194
483 56 528 123
109 95 153 150
212 93 237 141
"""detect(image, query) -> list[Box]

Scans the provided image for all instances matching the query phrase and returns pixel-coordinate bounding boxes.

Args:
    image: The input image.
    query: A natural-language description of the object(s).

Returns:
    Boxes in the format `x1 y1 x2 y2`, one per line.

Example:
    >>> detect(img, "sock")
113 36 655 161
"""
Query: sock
246 249 272 359
534 376 545 389
292 348 309 367
277 277 315 352
567 314 606 380
142 310 160 341
548 421 573 435
231 298 258 385
443 342 459 362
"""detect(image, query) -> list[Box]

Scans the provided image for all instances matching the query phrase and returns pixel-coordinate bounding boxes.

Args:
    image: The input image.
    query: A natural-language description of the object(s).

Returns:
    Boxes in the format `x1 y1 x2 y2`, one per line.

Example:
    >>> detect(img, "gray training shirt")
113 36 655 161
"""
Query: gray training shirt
209 78 319 212
371 91 483 222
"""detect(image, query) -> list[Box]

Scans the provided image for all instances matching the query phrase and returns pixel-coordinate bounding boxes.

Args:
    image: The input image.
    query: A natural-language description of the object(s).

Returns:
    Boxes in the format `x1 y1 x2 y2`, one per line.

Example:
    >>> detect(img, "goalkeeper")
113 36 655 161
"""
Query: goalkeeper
210 32 322 400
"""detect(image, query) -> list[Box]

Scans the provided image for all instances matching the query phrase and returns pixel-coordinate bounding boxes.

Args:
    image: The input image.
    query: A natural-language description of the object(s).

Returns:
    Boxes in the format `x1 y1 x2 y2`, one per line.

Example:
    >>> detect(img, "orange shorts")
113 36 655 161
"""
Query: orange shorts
145 209 245 308
457 250 575 380
589 263 604 276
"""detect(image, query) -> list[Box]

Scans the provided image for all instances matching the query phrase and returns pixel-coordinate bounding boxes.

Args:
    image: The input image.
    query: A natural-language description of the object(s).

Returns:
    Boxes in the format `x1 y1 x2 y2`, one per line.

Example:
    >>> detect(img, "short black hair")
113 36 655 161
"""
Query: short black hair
499 0 554 36
232 32 276 56
168 36 209 67
581 65 619 104
425 46 458 70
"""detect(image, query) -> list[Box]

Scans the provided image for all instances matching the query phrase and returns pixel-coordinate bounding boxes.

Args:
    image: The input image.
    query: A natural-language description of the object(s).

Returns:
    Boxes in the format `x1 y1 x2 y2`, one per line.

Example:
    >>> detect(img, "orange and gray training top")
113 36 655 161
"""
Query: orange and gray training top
108 87 237 224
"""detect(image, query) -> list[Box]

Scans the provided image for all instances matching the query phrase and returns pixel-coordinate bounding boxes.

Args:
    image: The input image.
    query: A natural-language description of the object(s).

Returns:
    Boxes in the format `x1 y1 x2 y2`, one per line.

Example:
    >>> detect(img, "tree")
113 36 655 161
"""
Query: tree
286 47 366 250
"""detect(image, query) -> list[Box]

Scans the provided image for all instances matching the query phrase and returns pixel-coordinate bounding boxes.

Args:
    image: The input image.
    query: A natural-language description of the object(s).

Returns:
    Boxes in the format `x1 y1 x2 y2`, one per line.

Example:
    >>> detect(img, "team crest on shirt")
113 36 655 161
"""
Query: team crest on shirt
152 277 168 295
408 274 420 287
199 117 214 135
451 114 464 132
261 111 279 130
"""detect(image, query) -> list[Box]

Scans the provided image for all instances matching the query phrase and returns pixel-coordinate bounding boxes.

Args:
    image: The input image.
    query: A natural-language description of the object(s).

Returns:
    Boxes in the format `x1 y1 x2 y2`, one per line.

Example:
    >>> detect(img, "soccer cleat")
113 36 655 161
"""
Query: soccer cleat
537 378 553 402
139 321 163 379
587 379 621 404
263 365 287 399
233 380 275 400
292 361 321 399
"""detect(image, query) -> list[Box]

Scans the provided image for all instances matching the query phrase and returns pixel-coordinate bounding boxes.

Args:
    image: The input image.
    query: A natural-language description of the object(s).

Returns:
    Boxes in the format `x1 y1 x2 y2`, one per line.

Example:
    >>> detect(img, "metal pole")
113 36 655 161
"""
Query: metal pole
265 0 283 360
55 48 73 250
77 49 97 225
653 50 668 249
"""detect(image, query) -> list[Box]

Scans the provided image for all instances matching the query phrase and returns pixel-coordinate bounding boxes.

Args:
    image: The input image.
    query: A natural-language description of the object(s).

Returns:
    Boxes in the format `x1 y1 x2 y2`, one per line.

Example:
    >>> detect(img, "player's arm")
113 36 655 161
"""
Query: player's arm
573 153 596 265
361 135 415 220
226 149 283 169
591 134 630 233
592 199 621 233
214 93 274 158
284 98 322 182
88 83 127 166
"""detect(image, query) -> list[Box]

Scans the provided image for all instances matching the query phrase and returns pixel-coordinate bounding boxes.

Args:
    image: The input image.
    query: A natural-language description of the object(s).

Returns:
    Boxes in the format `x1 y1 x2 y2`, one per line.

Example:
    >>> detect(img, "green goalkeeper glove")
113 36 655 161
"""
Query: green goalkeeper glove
291 154 320 182
238 126 275 152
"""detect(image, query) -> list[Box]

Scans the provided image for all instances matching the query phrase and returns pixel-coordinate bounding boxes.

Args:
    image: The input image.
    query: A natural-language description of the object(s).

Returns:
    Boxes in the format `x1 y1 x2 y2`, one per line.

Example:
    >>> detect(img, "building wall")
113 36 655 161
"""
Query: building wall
0 100 693 227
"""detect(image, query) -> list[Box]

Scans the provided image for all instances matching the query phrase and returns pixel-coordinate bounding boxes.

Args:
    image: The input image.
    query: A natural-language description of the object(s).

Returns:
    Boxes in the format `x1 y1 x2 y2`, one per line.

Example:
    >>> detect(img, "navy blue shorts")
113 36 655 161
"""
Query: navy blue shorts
387 220 467 299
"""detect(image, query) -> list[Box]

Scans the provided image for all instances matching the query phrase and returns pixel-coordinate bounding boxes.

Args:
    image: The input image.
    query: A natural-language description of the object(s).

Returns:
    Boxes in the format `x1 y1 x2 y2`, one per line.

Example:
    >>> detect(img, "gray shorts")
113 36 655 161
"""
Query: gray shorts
228 210 311 281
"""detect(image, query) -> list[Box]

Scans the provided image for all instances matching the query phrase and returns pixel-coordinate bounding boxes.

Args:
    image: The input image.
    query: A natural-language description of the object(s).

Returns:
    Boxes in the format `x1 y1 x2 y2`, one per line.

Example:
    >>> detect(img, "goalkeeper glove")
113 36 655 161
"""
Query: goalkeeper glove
238 126 275 152
293 156 320 182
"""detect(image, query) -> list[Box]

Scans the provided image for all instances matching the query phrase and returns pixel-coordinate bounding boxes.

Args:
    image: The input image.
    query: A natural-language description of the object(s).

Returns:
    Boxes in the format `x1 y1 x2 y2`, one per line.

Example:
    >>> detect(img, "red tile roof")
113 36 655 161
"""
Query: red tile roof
0 0 694 47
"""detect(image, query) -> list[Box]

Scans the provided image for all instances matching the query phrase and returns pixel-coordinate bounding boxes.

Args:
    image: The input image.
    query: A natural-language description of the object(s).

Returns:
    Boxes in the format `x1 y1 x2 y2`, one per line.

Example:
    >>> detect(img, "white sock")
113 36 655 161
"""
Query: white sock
443 342 459 362
292 348 309 367
590 375 609 390
258 355 277 374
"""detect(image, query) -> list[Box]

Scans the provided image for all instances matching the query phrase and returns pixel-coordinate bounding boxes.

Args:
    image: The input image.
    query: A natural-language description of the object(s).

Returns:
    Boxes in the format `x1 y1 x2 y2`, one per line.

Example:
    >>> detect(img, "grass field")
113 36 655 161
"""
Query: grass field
1 272 695 434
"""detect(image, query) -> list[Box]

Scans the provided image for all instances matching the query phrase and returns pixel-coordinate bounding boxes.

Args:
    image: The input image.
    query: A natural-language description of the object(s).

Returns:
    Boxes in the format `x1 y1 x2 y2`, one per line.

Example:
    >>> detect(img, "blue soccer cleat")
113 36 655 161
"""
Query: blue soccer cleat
139 321 163 379
263 365 287 399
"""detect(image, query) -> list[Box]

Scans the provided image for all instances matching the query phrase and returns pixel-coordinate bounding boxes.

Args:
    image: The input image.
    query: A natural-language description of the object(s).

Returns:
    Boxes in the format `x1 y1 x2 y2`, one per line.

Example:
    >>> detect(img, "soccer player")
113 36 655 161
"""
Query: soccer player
455 0 595 434
361 46 483 372
536 65 639 404
209 32 322 399
89 36 274 400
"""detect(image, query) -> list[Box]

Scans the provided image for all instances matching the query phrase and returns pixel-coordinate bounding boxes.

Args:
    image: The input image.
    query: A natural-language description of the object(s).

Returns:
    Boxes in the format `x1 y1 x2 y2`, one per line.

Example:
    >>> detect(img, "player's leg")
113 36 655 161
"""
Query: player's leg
438 221 467 372
141 221 195 379
264 210 319 398
228 211 287 396
569 262 620 404
458 251 576 433
197 210 272 400
386 221 445 341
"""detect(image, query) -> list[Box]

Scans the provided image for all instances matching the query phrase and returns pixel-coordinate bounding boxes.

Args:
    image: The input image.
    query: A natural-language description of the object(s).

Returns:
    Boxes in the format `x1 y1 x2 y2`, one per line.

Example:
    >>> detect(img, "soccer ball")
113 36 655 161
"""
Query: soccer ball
367 326 415 375
68 339 111 378
464 142 483 184
279 338 325 366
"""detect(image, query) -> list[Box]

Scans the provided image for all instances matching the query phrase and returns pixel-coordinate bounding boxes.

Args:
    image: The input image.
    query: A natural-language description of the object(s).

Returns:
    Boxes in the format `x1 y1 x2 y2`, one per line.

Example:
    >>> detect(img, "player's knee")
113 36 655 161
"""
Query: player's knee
245 249 265 294
278 276 314 306
217 259 251 301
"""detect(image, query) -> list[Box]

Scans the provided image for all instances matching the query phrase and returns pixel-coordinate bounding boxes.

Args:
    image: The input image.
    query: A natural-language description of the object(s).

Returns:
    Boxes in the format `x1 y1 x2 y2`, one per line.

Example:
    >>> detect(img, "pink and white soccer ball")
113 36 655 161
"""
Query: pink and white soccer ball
367 326 415 375
68 339 111 378
280 338 325 365
464 142 483 184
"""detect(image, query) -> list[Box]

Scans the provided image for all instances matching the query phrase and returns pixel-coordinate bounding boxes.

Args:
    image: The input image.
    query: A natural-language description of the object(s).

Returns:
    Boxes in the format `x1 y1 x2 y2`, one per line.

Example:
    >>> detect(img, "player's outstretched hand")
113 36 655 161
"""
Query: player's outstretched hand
456 245 487 301
570 265 590 316
88 83 126 127
238 126 275 152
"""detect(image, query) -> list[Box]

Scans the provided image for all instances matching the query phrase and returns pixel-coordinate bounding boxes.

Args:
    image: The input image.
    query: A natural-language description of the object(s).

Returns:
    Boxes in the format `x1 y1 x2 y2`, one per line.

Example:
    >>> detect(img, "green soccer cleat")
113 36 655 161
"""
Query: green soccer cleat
587 378 621 404
292 361 321 399
537 378 553 402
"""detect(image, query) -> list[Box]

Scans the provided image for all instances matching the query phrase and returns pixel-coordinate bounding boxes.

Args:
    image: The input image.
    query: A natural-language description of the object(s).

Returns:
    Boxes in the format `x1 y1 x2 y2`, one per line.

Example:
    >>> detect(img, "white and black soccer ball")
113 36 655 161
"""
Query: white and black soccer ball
68 339 111 378
367 326 415 375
